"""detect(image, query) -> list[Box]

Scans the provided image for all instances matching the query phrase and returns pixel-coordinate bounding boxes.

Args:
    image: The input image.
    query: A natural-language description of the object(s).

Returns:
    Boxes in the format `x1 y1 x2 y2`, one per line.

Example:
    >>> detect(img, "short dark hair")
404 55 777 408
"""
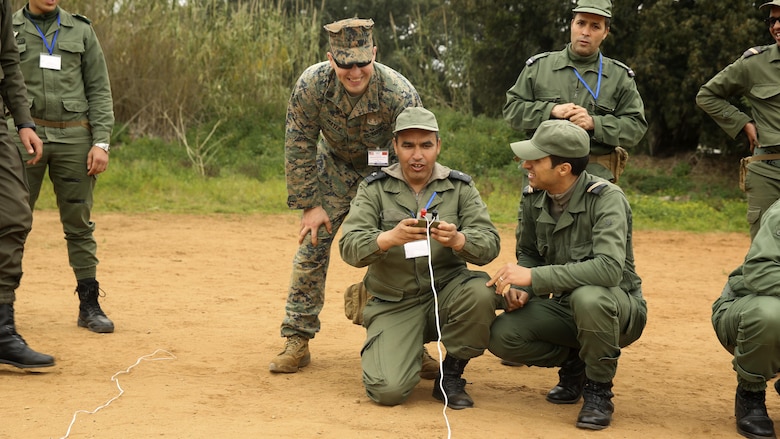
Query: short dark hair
550 154 589 175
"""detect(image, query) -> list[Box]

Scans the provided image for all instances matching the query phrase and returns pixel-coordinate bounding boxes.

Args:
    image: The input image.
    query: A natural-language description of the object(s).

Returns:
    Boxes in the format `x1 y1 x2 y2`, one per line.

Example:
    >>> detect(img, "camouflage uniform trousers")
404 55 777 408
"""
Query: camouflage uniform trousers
280 153 369 339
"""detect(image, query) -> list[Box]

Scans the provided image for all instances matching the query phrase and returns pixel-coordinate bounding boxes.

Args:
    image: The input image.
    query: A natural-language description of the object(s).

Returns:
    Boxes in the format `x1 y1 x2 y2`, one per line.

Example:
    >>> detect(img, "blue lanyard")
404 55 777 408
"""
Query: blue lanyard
27 12 60 56
572 53 603 102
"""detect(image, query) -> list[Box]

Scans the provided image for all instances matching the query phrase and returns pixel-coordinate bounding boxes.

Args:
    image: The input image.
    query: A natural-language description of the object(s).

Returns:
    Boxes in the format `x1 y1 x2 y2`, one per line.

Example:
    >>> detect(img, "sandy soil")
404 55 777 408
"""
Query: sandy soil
0 210 765 439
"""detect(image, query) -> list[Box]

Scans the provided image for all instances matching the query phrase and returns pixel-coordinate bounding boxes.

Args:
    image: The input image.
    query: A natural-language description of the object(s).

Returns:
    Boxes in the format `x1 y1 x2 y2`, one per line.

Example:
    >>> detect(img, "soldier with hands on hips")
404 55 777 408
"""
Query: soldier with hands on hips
270 18 422 373
696 0 780 241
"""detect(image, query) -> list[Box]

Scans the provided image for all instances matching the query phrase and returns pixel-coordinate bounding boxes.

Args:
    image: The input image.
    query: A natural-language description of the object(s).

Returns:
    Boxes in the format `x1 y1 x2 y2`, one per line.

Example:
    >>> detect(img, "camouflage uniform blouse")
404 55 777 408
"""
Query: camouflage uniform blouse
285 61 421 210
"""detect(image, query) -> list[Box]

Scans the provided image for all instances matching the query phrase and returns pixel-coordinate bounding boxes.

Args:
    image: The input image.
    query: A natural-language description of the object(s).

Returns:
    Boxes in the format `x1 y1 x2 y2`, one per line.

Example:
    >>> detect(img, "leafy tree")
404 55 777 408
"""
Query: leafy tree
631 0 766 156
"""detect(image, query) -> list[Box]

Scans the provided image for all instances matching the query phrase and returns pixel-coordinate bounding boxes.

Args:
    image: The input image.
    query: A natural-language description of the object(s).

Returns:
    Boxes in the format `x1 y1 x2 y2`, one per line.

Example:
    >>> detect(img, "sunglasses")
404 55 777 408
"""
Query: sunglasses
765 17 780 26
334 60 372 69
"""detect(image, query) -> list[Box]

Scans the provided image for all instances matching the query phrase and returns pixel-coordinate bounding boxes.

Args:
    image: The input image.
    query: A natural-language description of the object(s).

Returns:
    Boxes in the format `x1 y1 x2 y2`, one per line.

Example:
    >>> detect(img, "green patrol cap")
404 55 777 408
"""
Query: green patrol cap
759 0 780 10
393 107 439 133
324 18 374 65
572 0 612 18
510 120 589 160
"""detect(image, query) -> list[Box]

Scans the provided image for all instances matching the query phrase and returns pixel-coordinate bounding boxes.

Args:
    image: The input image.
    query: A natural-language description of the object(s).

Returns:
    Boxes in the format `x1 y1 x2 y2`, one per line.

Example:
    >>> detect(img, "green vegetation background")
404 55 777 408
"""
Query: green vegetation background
20 0 751 234
35 105 748 234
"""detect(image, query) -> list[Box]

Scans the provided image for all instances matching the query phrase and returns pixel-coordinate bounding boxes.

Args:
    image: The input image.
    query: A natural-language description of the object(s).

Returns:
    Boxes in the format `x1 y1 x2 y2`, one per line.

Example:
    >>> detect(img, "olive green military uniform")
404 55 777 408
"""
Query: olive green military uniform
696 44 780 241
712 199 780 392
282 61 421 339
0 0 37 305
339 163 501 406
11 5 114 281
504 44 647 256
488 172 647 383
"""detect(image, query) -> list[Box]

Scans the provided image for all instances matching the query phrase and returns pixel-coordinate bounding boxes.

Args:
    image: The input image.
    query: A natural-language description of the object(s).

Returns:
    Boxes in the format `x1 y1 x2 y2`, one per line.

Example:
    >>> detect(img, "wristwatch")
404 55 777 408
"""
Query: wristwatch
94 143 110 153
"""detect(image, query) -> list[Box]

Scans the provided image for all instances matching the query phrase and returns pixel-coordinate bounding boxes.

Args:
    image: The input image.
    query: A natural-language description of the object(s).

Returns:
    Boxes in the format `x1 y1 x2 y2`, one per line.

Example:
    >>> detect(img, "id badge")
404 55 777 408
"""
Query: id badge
404 239 430 259
368 149 389 167
40 53 61 70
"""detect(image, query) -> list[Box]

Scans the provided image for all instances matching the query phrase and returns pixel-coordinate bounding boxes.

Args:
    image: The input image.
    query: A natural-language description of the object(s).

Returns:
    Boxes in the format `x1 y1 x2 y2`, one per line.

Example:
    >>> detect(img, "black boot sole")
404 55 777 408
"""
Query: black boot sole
0 358 55 369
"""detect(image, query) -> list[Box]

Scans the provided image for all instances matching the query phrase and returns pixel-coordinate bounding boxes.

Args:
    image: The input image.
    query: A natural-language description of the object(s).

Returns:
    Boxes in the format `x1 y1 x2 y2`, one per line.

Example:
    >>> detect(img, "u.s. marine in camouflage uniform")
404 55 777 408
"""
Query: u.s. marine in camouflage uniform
269 18 421 373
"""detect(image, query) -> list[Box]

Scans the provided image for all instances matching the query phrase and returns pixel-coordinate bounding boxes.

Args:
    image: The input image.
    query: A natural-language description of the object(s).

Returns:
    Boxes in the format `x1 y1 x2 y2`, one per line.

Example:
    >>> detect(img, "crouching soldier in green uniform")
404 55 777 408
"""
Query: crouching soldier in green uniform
339 107 502 409
712 199 780 439
487 120 647 430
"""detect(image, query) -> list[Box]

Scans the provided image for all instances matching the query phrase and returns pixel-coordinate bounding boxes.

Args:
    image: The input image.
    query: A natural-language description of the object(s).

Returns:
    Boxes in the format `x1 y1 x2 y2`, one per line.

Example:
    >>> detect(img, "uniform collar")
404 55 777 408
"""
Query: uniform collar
327 63 382 119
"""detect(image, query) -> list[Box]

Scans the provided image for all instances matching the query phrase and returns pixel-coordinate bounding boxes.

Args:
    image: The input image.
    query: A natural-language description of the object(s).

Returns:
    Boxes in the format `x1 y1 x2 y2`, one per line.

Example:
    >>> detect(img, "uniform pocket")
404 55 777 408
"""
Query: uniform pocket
62 99 89 113
58 41 85 54
750 84 780 100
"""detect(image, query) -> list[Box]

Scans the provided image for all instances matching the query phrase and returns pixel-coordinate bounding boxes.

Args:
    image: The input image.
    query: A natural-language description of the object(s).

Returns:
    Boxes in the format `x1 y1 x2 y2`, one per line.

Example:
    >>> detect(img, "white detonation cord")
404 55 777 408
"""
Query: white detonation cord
425 219 452 439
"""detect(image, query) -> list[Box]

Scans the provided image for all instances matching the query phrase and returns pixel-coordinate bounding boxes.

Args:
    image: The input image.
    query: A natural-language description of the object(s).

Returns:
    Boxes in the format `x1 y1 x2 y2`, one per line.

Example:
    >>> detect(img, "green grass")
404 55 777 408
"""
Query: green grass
32 107 749 235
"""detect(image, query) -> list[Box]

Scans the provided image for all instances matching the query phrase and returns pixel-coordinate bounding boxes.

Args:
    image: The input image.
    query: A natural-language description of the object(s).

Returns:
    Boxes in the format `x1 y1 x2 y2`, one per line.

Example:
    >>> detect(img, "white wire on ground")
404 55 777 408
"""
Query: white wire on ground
57 348 177 439
425 220 452 439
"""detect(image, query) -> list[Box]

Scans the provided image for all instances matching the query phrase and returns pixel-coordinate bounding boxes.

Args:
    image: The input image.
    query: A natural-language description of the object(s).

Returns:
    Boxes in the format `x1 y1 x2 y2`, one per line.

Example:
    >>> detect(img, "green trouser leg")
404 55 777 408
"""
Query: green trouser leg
280 153 358 339
489 285 646 383
21 141 98 280
0 123 32 304
712 293 780 392
744 168 780 241
361 271 498 406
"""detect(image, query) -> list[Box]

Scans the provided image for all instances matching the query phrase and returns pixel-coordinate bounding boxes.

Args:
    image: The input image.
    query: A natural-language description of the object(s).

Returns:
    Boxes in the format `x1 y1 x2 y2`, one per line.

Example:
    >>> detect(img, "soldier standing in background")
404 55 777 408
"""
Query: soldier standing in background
696 0 780 241
0 0 54 368
11 0 115 333
503 0 647 257
270 18 422 373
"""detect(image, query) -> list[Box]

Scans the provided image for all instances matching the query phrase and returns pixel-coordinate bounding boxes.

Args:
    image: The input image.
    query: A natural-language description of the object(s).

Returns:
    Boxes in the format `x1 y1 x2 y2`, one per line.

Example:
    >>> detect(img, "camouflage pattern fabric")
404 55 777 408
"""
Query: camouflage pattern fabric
281 61 421 339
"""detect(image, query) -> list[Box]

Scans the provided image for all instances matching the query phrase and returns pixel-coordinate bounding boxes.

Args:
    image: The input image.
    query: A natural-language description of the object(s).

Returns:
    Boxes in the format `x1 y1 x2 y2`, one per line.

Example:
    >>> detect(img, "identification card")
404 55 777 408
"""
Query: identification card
404 239 430 259
368 149 389 167
40 53 62 70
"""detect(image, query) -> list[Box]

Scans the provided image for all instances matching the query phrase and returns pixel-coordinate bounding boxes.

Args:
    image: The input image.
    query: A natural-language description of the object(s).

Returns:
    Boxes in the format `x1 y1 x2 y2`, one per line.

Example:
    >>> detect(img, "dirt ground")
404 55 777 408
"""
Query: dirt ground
0 210 767 438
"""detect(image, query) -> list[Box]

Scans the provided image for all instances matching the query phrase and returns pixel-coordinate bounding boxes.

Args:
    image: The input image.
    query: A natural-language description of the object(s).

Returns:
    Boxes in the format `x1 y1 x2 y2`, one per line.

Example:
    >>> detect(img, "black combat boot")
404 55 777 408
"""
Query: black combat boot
0 303 55 368
546 349 586 404
576 379 614 430
76 279 114 333
432 354 473 409
735 385 776 439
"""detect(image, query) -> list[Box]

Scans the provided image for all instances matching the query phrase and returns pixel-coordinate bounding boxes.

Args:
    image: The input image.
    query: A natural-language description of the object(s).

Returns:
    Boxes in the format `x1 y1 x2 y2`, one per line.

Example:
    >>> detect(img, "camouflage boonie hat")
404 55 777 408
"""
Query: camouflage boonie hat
572 0 613 18
324 18 374 65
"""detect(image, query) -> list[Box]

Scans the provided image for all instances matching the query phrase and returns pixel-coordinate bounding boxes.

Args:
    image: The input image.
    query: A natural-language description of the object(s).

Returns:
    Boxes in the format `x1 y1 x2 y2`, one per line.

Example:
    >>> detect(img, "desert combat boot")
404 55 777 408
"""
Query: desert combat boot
269 334 310 373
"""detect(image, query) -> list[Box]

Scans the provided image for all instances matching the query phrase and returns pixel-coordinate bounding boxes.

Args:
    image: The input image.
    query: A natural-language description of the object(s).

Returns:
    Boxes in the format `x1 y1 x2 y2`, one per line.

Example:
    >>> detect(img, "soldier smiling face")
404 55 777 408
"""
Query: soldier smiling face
327 47 376 97
768 6 780 46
